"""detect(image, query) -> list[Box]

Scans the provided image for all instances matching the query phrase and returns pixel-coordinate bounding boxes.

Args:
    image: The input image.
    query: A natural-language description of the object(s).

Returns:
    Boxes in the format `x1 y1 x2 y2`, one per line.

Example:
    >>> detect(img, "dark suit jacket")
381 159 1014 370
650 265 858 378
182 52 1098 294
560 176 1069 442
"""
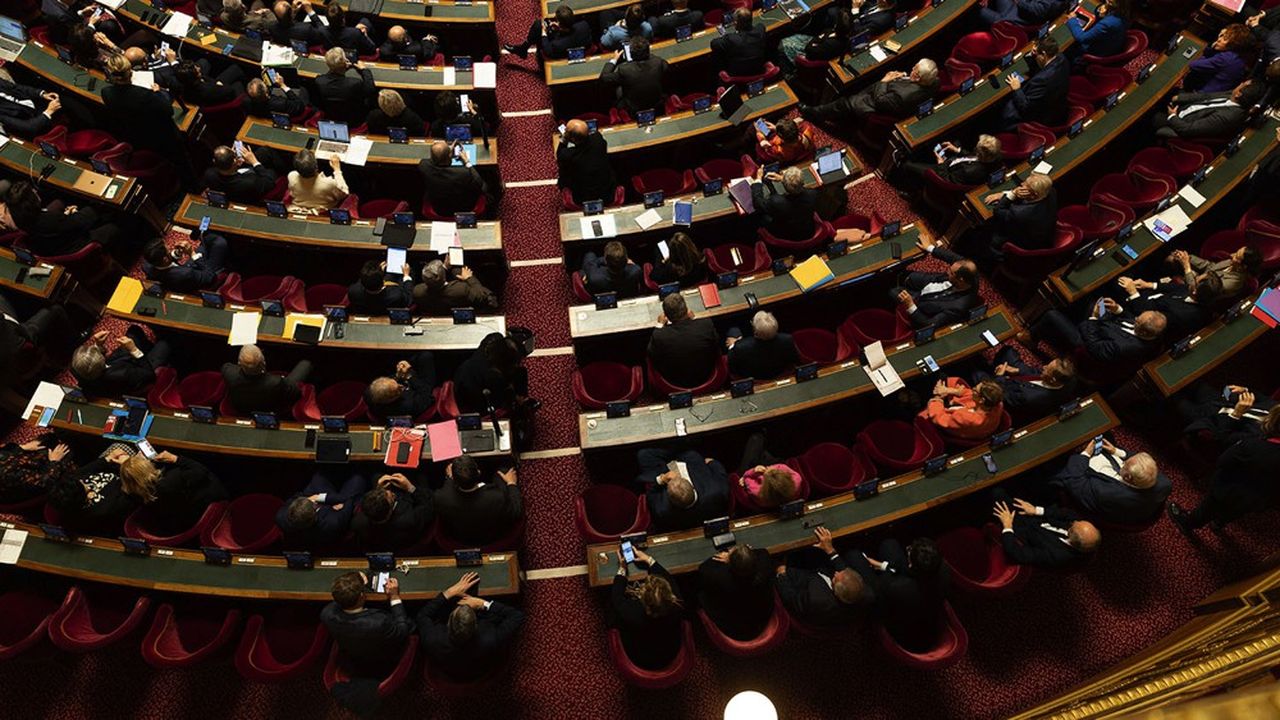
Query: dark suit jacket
379 37 439 62
149 457 228 529
710 24 767 77
452 347 519 413
582 255 643 298
418 161 489 216
0 79 55 137
647 318 721 389
413 277 499 315
637 448 730 531
433 479 523 544
848 79 934 119
599 56 669 113
320 603 414 677
221 361 307 415
869 540 950 653
0 317 33 374
346 279 414 316
352 484 434 551
1183 392 1276 443
556 132 617 206
1052 452 1172 524
366 108 426 137
76 347 158 398
202 165 278 204
650 9 704 38
1162 91 1248 140
542 21 594 59
1203 436 1280 516
1000 505 1088 568
751 182 817 240
697 549 775 640
417 597 525 681
775 550 872 626
989 354 1076 420
902 247 979 327
277 489 357 553
1002 54 1069 128
990 189 1058 251
728 333 799 380
180 79 240 108
1127 286 1212 339
271 12 324 45
325 25 376 55
610 561 684 669
850 7 896 36
18 206 102 256
365 372 435 420
936 156 1002 186
1078 315 1159 364
241 87 309 118
312 69 376 124
101 84 183 156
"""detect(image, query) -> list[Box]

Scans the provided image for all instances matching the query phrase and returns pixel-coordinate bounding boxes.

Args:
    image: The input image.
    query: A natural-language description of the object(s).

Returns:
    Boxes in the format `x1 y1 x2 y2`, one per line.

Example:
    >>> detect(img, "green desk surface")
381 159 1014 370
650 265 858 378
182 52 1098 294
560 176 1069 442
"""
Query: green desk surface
239 118 498 167
544 0 833 85
1048 118 1278 304
39 397 511 461
964 35 1202 222
570 226 928 338
559 152 859 243
830 0 980 86
0 248 62 300
1143 291 1272 396
109 284 506 352
555 83 798 155
894 4 1091 148
4 521 519 600
579 306 1018 449
0 137 134 207
586 394 1119 585
331 0 496 23
16 42 195 130
175 196 504 254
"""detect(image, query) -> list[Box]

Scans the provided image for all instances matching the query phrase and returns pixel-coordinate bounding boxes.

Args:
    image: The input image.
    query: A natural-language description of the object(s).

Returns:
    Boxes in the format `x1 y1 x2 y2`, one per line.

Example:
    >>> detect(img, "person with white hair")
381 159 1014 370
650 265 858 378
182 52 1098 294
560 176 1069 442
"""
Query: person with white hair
750 164 818 240
891 134 1005 195
312 47 375 124
71 327 170 398
220 344 313 415
726 311 800 380
799 57 939 124
1050 437 1171 525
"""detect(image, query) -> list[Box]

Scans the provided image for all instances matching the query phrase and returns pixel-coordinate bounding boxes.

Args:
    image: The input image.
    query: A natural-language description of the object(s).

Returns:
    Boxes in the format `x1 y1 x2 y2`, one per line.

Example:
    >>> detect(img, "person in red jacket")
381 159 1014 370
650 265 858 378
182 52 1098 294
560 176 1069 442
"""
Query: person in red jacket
919 378 1004 440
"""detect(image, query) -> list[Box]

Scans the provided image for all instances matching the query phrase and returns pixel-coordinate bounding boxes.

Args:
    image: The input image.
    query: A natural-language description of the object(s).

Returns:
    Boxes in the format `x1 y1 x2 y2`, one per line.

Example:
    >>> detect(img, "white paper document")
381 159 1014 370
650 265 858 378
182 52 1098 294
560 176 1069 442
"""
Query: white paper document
130 70 155 89
634 208 663 230
341 136 373 167
430 221 459 253
96 0 127 9
869 45 889 62
23 381 66 422
1178 184 1206 208
160 11 195 38
862 341 905 396
229 311 261 346
1143 205 1193 238
0 529 27 565
261 43 296 67
472 62 496 88
580 214 618 239
442 67 457 86
1032 161 1053 175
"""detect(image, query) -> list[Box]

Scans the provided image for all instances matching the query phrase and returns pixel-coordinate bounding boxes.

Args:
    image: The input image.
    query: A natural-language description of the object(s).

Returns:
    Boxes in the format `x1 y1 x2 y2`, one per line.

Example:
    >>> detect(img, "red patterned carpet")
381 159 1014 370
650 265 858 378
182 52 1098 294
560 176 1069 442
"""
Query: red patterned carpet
2 4 1278 720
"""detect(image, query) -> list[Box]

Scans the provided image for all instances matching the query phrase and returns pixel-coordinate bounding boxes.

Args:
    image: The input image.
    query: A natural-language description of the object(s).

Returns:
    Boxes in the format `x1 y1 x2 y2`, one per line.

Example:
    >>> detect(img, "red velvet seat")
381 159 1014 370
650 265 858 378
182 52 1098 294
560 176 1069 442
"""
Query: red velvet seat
93 142 181 204
35 125 116 158
856 417 944 473
718 62 781 87
0 590 60 660
792 54 832 99
356 198 410 219
997 223 1084 288
921 168 980 215
199 96 248 140
938 57 982 95
297 380 368 422
1089 168 1177 214
218 273 303 305
758 215 834 254
647 355 729 396
436 517 525 552
704 240 772 275
1128 140 1213 180
853 111 900 150
631 168 697 197
571 271 594 303
693 156 755 186
876 602 968 670
1081 29 1147 65
574 484 651 543
30 242 122 295
798 443 876 496
952 30 1020 66
422 194 486 222
571 362 644 410
995 122 1056 162
839 308 912 348
938 408 1013 450
792 327 853 365
48 586 152 653
141 602 242 669
936 525 1030 596
1056 198 1134 242
561 185 627 211
235 608 331 683
831 211 885 234
606 621 695 688
124 502 229 547
1042 103 1091 136
0 493 48 518
323 636 419 697
1067 65 1132 107
153 370 226 411
697 596 790 657
304 283 349 312
664 93 711 115
1239 204 1280 230
201 494 284 553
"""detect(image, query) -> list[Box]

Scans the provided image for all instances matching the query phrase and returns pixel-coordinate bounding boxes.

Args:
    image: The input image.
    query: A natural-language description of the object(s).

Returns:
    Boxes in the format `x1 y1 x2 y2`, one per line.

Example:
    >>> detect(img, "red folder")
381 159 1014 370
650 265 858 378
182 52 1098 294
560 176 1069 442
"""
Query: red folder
384 427 425 468
699 283 721 309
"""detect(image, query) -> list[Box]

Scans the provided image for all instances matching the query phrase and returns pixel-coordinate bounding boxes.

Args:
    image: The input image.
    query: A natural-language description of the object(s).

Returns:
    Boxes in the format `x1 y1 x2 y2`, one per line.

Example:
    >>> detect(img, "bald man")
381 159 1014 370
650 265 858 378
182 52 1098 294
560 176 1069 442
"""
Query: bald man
775 527 875 626
379 25 440 62
993 497 1100 569
417 140 490 216
365 352 437 420
221 344 313 415
555 119 617 206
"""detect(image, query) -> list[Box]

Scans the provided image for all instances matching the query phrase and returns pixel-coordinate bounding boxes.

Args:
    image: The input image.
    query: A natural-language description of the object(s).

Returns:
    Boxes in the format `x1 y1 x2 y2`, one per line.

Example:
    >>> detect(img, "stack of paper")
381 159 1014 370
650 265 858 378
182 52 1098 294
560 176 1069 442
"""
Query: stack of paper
1251 288 1279 328
634 208 662 230
160 11 195 38
427 420 463 462
790 255 834 292
0 529 28 565
862 341 905 396
261 44 297 67
229 311 261 346
1143 205 1192 238
130 70 155 90
341 136 373 167
473 62 497 88
443 67 457 86
23 381 66 423
95 0 127 9
430 221 459 252
869 45 889 62
106 277 143 314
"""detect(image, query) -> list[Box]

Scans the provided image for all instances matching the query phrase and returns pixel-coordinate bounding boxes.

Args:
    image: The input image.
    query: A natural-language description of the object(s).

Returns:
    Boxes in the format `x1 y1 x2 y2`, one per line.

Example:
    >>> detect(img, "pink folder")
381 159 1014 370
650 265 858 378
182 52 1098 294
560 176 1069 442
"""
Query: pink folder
427 420 464 462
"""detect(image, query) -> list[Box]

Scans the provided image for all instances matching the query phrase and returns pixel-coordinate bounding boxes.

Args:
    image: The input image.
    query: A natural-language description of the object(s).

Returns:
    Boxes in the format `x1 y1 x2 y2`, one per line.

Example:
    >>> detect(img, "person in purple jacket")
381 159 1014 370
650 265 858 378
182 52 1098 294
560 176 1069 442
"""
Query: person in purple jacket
1185 24 1254 93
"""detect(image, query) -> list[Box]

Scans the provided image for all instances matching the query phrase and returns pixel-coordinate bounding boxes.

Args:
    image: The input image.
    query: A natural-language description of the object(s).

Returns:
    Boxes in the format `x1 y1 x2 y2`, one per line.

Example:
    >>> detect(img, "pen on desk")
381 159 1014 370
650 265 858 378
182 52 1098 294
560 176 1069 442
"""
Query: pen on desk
161 301 168 315
77 410 83 424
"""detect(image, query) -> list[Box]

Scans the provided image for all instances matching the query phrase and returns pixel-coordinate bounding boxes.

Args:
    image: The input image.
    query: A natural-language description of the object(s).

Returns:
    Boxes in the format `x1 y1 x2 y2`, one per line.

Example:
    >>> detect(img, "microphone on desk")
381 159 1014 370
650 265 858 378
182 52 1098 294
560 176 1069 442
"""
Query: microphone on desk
482 388 503 439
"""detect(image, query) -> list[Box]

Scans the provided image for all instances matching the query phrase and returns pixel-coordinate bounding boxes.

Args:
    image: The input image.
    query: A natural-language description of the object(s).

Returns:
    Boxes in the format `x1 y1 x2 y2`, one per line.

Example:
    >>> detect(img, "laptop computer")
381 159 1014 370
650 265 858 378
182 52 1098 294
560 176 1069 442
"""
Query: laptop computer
0 15 26 62
315 120 350 157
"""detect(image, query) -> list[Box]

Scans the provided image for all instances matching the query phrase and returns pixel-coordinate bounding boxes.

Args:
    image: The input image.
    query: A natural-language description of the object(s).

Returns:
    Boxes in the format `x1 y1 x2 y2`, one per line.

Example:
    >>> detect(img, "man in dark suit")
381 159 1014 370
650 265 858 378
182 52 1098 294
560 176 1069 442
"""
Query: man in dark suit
1154 80 1263 140
172 60 245 108
269 0 325 46
1051 439 1171 525
379 25 441 62
971 173 1058 262
322 4 376 54
70 327 170 398
727 310 800 379
417 571 525 682
5 181 124 257
203 145 278 204
0 292 67 380
801 58 939 124
1121 272 1222 339
242 76 311 119
320 571 415 676
1170 407 1280 534
101 54 193 188
365 352 437 420
348 260 414 316
710 9 767 77
504 6 593 59
352 473 434 551
849 0 898 36
1176 382 1277 444
979 0 1067 26
312 48 376 124
893 239 981 328
650 0 704 38
999 37 1070 130
556 119 618 206
1024 300 1168 365
0 76 59 137
1240 128 1280 210
751 165 817 241
221 344 312 415
861 538 950 652
892 134 1004 194
972 347 1077 423
776 527 874 626
599 37 669 114
412 260 499 315
993 497 1100 568
434 455 523 545
418 141 490 216
277 470 368 553
698 544 775 640
581 241 643 298
635 446 730 531
648 293 721 389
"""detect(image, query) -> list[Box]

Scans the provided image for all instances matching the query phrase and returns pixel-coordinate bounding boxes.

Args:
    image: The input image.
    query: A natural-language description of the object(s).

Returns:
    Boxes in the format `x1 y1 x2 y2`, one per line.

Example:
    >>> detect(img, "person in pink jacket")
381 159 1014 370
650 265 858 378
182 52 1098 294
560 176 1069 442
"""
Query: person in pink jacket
739 463 803 508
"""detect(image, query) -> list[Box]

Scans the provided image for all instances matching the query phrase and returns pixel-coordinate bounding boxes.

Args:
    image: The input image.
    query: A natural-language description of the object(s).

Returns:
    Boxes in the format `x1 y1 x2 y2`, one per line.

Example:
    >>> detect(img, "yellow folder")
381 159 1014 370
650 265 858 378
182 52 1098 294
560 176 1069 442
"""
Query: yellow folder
106 277 143 314
789 255 834 292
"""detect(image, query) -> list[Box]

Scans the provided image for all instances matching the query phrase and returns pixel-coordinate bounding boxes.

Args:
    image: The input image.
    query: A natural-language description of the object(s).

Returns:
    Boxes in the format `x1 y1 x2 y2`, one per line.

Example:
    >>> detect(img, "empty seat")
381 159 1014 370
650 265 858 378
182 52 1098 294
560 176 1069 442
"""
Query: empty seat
697 596 790 657
141 602 242 669
936 525 1030 596
574 485 651 543
48 586 152 653
201 494 284 553
0 590 60 660
323 635 419 698
799 443 877 496
572 362 644 410
647 356 729 397
124 502 229 547
606 622 695 688
235 608 331 683
704 240 772 275
856 417 944 473
876 602 968 670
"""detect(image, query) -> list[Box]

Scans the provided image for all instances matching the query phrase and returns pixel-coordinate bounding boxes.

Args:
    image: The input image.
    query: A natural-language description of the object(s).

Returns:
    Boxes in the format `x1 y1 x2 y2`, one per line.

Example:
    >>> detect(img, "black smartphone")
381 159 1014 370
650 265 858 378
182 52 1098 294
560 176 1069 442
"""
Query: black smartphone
744 292 759 310
396 443 412 464
890 242 902 259
304 428 317 449
305 137 317 150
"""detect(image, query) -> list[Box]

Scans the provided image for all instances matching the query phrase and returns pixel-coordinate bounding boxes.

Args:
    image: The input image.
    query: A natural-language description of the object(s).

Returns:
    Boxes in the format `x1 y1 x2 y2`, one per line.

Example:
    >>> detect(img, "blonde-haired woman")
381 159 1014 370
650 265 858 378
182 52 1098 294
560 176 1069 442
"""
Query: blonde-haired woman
120 450 226 532
610 545 684 669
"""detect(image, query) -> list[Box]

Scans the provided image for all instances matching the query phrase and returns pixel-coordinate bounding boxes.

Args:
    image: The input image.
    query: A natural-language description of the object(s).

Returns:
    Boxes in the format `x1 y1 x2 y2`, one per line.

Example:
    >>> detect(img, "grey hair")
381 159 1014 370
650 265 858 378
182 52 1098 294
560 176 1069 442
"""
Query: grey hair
751 311 779 340
914 58 939 86
72 345 106 380
974 134 1002 163
420 260 447 289
781 167 805 194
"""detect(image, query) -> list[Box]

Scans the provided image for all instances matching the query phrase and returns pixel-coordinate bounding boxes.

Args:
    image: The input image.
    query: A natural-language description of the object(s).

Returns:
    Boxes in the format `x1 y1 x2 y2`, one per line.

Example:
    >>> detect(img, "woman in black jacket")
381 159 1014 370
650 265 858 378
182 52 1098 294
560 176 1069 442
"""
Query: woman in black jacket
120 450 227 532
47 445 141 535
649 232 707 287
610 546 685 670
